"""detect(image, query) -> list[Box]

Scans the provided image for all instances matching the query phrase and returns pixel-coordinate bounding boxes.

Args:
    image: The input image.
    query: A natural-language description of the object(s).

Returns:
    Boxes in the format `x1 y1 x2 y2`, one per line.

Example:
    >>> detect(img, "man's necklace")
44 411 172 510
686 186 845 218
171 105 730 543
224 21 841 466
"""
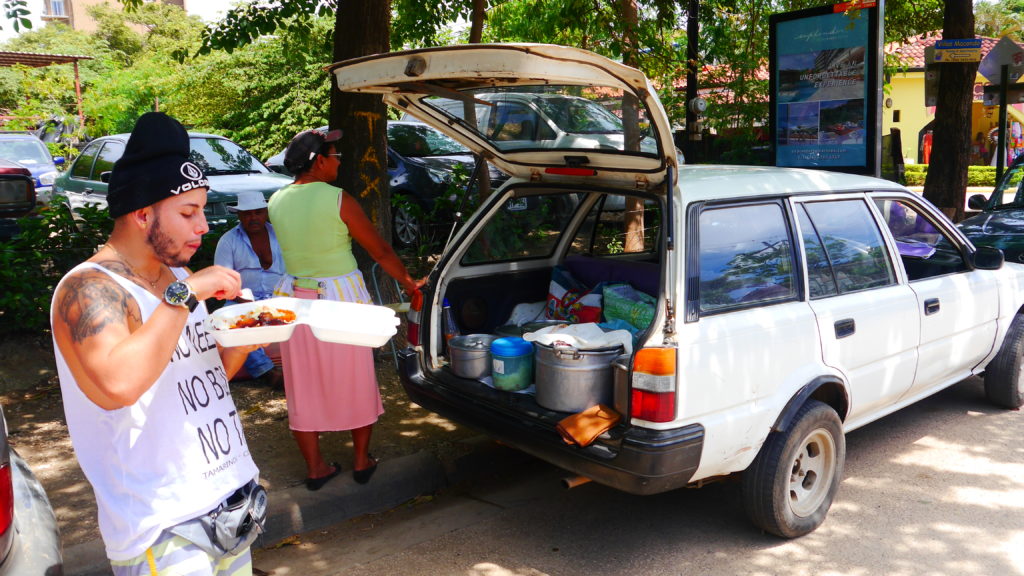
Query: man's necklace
104 243 164 290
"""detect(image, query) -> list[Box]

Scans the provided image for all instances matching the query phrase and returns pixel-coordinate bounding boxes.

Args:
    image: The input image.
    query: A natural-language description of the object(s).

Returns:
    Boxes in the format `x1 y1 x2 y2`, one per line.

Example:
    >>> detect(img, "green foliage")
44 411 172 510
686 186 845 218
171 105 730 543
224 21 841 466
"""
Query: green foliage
3 0 30 32
0 198 110 334
904 165 997 187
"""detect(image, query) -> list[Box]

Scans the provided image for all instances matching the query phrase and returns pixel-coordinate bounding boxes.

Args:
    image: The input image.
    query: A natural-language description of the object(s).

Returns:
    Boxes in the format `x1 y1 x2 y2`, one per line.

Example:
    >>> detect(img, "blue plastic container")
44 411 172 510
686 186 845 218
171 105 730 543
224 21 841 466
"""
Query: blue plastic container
490 336 534 391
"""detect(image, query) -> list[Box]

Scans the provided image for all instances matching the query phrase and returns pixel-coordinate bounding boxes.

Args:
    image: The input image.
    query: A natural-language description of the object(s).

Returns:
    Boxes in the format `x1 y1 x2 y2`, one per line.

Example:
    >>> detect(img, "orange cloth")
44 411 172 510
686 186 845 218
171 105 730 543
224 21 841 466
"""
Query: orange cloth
556 404 621 447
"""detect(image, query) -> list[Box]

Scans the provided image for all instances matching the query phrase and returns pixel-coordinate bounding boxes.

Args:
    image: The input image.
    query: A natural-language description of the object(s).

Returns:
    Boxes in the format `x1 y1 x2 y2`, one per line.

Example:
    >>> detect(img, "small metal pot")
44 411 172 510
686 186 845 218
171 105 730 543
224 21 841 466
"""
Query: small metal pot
448 334 499 379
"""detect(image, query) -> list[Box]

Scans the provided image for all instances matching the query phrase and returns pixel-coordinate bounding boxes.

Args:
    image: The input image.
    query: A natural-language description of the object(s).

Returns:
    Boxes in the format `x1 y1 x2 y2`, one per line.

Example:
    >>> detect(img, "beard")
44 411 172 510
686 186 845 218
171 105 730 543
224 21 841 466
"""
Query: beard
147 212 192 268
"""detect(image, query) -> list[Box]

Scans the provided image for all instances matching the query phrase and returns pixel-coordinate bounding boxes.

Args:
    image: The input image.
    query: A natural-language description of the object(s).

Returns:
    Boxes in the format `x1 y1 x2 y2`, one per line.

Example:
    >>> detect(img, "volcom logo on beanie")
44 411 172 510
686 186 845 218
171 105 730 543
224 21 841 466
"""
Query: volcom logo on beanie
170 161 209 195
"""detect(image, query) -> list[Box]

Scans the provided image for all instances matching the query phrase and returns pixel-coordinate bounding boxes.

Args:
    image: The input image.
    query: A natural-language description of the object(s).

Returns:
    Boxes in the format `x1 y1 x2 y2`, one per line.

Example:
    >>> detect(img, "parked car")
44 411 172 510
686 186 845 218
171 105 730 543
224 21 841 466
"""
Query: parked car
0 404 63 573
266 121 507 246
329 44 1024 538
53 132 291 232
0 159 38 240
0 132 63 204
960 153 1024 263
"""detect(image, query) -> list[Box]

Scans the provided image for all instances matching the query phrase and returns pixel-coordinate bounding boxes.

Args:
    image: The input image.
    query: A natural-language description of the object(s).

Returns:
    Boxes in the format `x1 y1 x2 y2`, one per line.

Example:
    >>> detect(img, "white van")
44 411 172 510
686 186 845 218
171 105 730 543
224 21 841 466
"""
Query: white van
329 44 1024 538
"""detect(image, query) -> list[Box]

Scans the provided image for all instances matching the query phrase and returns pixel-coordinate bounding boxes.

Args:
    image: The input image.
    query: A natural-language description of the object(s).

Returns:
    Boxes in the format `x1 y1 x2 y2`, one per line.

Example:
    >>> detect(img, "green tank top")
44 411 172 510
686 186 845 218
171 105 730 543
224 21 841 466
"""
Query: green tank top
267 181 357 277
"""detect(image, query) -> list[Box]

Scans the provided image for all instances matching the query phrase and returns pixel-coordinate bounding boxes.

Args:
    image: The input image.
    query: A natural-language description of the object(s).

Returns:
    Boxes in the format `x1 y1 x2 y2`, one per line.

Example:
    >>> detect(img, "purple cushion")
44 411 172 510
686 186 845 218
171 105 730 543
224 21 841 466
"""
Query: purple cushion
563 255 659 297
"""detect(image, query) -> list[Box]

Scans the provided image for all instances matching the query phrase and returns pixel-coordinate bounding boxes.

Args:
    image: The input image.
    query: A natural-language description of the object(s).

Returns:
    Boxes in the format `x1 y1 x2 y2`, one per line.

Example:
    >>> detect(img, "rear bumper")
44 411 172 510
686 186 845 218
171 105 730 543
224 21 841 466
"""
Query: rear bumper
397 348 703 495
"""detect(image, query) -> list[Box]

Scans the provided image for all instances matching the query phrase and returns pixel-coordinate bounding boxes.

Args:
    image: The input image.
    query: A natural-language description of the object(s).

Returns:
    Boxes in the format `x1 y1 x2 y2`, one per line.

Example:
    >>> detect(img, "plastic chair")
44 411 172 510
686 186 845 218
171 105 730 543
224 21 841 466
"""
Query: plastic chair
369 262 406 369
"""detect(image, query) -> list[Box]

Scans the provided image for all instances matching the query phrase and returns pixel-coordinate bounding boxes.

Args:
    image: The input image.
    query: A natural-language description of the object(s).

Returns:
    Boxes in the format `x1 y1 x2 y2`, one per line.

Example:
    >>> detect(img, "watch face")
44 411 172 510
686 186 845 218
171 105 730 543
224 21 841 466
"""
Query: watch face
165 281 192 306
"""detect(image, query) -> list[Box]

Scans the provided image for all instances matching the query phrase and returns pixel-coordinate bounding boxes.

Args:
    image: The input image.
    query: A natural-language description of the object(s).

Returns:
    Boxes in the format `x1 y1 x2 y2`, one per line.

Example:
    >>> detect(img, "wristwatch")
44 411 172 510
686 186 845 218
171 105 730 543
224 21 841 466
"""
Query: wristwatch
164 280 199 312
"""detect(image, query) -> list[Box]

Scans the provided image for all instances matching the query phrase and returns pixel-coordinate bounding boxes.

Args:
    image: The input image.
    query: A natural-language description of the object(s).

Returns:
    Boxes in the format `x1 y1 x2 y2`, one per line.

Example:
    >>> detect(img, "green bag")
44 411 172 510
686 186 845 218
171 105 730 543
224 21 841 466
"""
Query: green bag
602 283 656 331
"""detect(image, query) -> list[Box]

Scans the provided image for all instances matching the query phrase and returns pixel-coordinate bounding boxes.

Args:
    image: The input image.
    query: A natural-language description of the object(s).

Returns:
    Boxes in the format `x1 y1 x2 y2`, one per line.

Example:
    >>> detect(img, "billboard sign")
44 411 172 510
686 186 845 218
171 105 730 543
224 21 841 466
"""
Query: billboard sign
934 38 982 63
769 3 881 175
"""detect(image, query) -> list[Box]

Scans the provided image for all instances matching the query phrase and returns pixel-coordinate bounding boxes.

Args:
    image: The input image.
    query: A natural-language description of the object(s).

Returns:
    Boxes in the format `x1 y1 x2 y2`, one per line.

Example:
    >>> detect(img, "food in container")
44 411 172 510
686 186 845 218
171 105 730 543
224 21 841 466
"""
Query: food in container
208 297 398 348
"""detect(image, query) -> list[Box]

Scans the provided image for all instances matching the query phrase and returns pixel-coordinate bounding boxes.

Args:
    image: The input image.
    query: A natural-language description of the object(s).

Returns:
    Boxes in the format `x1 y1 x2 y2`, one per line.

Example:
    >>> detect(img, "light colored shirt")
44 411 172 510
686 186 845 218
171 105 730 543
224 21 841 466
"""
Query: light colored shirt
214 223 285 300
268 181 358 278
51 263 259 561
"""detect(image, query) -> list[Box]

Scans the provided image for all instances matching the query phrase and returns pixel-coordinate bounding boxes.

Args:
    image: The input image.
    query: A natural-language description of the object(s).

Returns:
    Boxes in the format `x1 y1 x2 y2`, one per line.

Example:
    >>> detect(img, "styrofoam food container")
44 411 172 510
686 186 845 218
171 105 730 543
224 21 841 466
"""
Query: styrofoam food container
208 297 398 348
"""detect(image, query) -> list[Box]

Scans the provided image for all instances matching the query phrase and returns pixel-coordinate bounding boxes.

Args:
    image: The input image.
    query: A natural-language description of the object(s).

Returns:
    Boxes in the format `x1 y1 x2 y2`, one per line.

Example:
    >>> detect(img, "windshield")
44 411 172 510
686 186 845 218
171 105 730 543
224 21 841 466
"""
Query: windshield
0 138 51 166
188 137 269 175
992 160 1024 207
424 85 658 155
388 123 469 157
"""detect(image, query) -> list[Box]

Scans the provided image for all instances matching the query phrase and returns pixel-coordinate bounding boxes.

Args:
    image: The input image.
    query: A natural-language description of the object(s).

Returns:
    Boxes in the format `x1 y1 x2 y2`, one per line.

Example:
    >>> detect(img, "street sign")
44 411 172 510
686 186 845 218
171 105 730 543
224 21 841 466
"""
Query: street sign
934 38 982 62
983 83 1024 106
924 46 939 106
979 36 1024 83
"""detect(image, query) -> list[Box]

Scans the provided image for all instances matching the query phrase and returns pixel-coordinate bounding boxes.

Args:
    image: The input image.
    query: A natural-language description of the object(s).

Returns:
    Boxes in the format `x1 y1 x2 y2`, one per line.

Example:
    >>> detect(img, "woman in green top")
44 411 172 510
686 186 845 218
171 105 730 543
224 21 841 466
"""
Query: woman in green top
270 128 421 490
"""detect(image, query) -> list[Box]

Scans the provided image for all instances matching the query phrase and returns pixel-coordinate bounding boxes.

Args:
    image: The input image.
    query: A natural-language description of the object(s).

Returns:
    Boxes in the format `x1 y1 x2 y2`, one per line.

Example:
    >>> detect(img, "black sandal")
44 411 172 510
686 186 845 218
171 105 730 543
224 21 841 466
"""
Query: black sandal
305 462 341 491
353 455 378 485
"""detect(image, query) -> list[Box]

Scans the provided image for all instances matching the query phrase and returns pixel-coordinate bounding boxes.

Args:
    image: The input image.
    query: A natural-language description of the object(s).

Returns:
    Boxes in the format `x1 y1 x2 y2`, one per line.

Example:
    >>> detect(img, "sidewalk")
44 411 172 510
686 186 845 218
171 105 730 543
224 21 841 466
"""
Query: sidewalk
64 440 501 575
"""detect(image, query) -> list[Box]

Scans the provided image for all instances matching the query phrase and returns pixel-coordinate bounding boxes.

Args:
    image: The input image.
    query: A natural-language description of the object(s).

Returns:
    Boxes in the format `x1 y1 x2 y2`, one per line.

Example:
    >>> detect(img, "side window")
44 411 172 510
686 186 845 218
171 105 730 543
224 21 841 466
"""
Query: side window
797 206 838 298
70 141 101 179
570 194 661 256
873 197 968 280
801 200 895 293
92 142 125 182
698 203 797 312
460 193 574 265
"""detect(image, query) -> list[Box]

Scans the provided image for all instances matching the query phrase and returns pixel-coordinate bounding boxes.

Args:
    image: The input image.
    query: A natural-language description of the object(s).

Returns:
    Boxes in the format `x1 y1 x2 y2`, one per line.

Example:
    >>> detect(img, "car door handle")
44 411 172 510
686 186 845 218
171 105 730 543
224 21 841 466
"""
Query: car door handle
834 318 856 339
924 298 940 315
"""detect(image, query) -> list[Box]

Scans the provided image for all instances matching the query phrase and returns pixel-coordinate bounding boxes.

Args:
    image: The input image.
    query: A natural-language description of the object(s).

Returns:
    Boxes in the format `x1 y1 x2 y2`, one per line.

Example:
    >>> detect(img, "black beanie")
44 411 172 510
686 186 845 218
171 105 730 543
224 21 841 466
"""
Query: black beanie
107 112 210 218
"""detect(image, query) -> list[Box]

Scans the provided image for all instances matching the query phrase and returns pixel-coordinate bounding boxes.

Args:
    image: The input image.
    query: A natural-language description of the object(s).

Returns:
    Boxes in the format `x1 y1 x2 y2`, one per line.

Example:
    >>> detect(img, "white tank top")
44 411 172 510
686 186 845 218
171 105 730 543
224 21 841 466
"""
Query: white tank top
51 263 259 561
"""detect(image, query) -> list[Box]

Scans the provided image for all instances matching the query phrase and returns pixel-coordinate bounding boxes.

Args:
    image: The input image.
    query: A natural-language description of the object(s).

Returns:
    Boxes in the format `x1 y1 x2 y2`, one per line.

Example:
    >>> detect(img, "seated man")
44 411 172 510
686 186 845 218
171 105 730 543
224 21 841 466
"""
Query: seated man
215 190 286 387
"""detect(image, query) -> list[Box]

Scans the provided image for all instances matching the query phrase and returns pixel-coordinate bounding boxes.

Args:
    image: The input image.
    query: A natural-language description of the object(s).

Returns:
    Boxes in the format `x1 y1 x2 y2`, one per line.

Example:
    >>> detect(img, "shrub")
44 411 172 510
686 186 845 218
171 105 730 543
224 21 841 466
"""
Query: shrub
902 164 997 188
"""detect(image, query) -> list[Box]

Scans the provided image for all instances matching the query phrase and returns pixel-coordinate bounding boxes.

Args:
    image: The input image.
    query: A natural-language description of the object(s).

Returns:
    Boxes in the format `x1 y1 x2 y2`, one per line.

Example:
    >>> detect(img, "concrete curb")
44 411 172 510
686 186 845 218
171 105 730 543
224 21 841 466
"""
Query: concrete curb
64 450 448 576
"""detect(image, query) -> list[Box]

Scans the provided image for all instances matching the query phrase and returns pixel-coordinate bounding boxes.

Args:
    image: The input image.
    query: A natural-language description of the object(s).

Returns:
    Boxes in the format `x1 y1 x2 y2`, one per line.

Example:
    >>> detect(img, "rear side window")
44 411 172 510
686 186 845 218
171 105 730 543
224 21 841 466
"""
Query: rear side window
570 194 661 257
92 141 125 182
460 193 575 264
71 141 102 179
698 203 797 312
799 200 895 294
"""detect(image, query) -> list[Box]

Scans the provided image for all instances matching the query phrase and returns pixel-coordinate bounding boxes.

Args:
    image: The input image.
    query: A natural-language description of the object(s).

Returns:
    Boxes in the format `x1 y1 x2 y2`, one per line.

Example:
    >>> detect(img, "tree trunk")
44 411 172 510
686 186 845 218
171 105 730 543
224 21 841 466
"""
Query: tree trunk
620 0 645 253
332 0 391 257
921 0 976 222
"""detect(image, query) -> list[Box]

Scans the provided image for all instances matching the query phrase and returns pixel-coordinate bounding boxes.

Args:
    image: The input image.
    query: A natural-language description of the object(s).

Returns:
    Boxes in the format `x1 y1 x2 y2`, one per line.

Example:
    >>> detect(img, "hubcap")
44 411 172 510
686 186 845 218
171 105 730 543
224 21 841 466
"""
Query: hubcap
394 207 420 246
788 427 836 517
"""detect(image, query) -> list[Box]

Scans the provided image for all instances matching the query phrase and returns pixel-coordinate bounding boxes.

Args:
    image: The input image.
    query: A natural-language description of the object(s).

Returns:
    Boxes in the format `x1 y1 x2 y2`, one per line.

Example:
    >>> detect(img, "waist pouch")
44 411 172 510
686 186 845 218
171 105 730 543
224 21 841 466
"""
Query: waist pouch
169 480 268 559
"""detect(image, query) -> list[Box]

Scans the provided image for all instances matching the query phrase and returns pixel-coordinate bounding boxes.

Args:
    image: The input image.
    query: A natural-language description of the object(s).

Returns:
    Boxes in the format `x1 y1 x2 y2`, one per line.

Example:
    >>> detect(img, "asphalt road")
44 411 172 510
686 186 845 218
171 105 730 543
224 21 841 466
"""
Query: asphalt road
251 376 1023 576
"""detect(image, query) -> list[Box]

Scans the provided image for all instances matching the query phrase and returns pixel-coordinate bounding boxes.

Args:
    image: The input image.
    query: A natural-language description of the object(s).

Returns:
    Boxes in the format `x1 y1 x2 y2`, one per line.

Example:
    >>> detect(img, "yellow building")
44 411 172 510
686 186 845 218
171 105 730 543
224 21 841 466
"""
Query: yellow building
885 32 1024 166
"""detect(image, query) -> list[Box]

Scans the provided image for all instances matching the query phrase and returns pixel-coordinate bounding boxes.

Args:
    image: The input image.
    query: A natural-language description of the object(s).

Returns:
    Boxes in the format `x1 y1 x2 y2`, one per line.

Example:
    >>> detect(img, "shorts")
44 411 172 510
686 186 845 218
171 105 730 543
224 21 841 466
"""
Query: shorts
109 530 252 576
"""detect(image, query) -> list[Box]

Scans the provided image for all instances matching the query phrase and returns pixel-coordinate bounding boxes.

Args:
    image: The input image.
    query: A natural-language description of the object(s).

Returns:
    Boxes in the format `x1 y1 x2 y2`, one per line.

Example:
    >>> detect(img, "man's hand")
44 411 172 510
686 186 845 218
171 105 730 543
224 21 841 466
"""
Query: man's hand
186 265 244 301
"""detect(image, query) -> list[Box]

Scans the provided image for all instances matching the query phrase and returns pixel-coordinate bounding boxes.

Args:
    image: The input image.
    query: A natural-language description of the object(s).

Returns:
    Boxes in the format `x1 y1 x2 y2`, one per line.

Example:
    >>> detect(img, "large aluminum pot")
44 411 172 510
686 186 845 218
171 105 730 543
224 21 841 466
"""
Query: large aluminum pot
449 334 499 379
534 341 624 412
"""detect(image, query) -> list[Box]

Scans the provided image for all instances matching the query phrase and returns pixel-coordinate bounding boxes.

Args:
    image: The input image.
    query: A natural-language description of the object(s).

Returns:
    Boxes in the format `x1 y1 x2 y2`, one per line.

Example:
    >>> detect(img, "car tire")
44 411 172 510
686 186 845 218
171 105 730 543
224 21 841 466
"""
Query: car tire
393 205 421 247
741 399 845 538
984 314 1024 409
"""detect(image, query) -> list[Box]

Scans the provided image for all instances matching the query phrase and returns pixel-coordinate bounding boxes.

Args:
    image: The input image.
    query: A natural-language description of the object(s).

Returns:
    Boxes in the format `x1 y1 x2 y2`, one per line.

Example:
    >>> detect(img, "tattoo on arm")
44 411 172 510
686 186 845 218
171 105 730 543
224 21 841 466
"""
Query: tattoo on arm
57 269 141 343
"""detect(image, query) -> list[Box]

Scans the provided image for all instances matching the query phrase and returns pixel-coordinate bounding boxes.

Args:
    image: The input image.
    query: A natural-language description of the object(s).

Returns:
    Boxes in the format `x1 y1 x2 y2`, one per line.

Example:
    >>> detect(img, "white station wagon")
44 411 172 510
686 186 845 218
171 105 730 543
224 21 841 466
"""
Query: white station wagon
329 44 1024 537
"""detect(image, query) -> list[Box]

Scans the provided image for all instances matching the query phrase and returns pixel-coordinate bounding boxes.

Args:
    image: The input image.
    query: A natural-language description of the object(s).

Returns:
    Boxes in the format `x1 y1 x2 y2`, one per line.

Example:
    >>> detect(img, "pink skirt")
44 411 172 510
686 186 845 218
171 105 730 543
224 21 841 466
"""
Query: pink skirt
280 285 383 432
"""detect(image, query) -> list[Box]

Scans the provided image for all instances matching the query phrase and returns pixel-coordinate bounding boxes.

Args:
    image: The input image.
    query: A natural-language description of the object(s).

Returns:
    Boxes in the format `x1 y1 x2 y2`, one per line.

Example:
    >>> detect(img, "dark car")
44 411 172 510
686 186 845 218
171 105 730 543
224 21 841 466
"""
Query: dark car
0 159 38 240
0 404 63 574
0 133 64 205
53 132 291 232
960 154 1024 263
265 121 507 246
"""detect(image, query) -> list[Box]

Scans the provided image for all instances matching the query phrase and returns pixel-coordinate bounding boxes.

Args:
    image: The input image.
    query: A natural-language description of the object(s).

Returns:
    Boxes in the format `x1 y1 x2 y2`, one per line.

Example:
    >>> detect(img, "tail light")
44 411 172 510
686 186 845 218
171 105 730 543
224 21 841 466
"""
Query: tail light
630 347 677 423
0 462 12 538
406 289 423 347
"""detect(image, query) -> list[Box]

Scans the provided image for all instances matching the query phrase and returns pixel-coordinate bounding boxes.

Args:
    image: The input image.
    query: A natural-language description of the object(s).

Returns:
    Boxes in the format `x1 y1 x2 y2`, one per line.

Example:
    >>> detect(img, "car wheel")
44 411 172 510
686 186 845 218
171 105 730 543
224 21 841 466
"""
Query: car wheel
393 205 421 247
741 399 845 538
984 314 1024 409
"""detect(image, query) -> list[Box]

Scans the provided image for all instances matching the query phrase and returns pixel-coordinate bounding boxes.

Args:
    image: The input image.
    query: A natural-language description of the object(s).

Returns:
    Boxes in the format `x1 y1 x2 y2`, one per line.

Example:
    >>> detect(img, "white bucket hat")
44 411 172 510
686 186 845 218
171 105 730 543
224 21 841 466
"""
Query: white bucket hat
228 191 269 212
